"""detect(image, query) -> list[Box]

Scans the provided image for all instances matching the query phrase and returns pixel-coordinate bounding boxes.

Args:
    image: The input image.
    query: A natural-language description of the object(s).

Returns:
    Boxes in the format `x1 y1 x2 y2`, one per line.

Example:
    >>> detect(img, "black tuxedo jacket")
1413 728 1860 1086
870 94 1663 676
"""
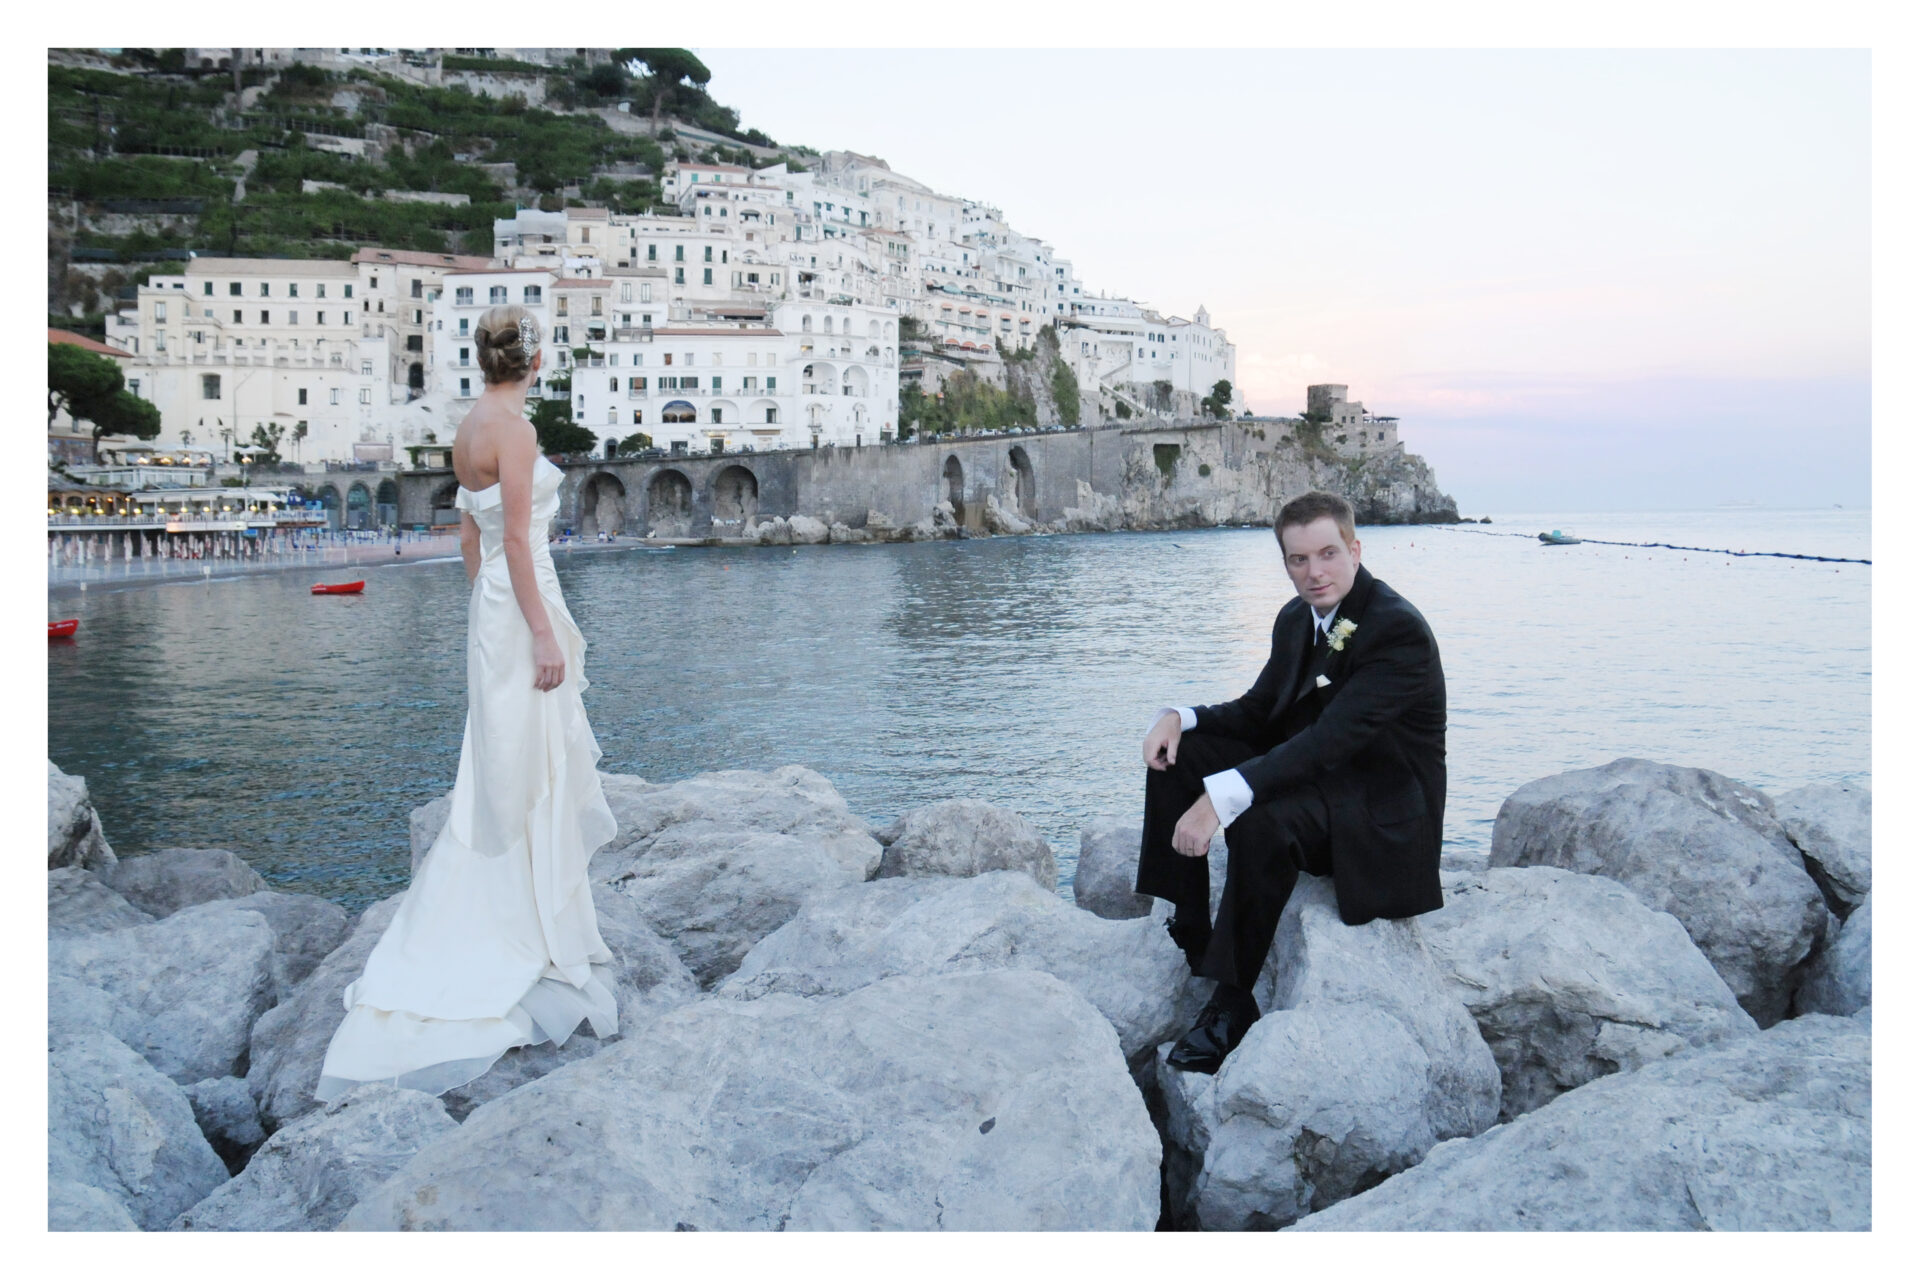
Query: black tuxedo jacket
1192 564 1446 925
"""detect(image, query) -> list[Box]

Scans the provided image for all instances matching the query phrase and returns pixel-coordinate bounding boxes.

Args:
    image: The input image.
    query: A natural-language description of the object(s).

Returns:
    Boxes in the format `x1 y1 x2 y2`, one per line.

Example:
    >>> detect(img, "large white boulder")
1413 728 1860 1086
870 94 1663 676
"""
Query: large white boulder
1156 877 1500 1231
104 847 268 918
48 1029 229 1231
224 890 351 1002
342 971 1161 1231
1422 866 1756 1119
719 870 1206 1070
1290 1014 1871 1231
50 899 277 1084
1795 892 1871 1017
1072 819 1153 920
171 1084 457 1232
1774 782 1871 914
1491 758 1826 1025
48 1179 140 1231
595 766 881 882
786 514 830 545
48 867 152 934
48 759 115 872
875 798 1057 891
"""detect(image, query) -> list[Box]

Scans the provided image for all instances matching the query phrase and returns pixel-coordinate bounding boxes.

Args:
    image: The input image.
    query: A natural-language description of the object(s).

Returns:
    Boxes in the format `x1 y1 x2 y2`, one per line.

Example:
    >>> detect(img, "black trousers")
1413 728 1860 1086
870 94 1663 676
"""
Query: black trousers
1135 731 1332 990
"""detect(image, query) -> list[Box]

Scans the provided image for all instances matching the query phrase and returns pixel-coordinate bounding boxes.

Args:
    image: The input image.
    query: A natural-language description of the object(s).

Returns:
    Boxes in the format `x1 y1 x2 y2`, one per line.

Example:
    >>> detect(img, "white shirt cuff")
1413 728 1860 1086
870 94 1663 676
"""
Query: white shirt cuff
1153 706 1198 733
1203 768 1256 828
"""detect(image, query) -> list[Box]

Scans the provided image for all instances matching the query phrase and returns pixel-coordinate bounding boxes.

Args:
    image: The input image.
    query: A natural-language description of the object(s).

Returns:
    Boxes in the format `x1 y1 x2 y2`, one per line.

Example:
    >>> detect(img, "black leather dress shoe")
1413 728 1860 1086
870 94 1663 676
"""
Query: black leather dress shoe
1166 987 1257 1074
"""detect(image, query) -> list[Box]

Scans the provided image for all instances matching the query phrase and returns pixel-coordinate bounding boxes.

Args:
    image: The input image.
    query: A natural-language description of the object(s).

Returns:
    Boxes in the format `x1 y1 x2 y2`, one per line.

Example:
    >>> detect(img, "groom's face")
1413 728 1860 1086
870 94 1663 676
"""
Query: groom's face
1280 516 1362 612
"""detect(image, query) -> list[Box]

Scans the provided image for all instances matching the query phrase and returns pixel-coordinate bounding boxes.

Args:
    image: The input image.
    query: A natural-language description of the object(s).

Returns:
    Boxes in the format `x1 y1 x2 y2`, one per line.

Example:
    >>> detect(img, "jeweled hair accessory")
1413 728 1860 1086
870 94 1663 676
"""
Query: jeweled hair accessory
517 315 539 353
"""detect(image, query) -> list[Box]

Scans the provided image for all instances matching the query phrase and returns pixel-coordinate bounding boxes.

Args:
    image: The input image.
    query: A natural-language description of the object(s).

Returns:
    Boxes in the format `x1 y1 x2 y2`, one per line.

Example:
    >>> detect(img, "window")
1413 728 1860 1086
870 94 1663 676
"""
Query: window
711 407 723 424
344 285 353 298
765 406 778 424
317 284 327 298
414 310 422 324
647 244 657 261
330 389 341 405
641 284 652 303
260 282 271 297
556 297 569 316
711 376 722 392
704 246 713 263
703 268 712 285
317 310 326 324
298 388 308 405
128 379 139 397
458 318 470 336
458 347 470 366
289 283 299 298
154 332 166 352
411 279 423 298
154 301 167 322
406 334 423 352
766 376 776 391
289 311 299 324
742 375 758 391
674 268 684 285
489 286 507 304
674 245 685 262
201 374 220 399
456 287 473 305
591 297 602 316
460 377 471 396
202 282 212 296
633 410 645 424
524 285 542 304
553 325 568 343
607 406 617 423
361 360 373 376
609 377 618 392
261 310 270 324
229 282 242 296
620 283 632 302
359 388 372 405
663 353 673 366
629 377 646 392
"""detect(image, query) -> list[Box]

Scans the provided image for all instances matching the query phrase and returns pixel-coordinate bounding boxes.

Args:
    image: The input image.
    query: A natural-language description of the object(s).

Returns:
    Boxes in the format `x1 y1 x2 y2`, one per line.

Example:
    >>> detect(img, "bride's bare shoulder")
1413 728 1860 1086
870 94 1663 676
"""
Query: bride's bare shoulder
453 404 538 490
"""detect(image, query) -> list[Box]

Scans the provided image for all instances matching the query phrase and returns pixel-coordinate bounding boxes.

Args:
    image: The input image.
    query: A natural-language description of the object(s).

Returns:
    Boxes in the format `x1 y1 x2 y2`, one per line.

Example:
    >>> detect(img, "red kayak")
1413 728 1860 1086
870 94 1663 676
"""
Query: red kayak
311 581 365 595
49 619 79 639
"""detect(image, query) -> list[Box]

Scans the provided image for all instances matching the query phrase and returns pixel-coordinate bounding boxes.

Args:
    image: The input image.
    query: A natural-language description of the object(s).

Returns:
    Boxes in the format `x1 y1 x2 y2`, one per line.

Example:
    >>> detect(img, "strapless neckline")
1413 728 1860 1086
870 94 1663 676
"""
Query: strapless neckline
457 455 560 498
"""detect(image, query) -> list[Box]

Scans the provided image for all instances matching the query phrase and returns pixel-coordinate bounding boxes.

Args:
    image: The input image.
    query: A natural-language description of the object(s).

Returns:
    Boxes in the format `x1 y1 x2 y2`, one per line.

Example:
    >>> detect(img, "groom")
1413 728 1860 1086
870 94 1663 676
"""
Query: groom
1137 490 1447 1073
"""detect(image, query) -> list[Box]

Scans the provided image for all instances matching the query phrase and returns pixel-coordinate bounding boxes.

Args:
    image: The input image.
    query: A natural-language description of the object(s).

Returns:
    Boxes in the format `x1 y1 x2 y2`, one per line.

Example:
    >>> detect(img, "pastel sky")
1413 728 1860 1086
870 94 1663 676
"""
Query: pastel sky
706 49 1870 512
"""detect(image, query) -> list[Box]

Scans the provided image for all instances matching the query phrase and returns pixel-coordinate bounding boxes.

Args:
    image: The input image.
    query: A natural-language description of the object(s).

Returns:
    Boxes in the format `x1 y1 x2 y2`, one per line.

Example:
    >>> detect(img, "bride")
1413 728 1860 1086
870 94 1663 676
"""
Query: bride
317 306 619 1100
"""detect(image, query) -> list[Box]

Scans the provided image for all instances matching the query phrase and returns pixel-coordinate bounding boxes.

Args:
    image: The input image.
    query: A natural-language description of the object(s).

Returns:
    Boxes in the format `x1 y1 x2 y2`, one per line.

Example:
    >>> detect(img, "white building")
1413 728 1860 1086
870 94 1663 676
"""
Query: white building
112 258 397 465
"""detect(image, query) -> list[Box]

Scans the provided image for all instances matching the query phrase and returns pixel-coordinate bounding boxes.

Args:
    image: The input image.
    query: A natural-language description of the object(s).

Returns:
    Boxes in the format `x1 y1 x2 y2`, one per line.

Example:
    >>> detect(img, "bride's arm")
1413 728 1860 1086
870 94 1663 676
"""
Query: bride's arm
495 425 565 691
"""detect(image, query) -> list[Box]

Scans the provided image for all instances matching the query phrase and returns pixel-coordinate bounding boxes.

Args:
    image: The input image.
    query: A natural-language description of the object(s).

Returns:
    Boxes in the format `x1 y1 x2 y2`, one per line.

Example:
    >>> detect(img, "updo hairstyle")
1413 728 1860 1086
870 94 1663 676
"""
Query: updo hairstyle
474 304 542 385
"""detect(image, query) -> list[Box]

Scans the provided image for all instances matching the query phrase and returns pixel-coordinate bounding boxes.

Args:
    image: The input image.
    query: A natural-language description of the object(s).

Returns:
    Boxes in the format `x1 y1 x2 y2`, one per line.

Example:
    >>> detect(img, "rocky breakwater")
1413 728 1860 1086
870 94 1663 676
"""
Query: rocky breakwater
48 754 1868 1231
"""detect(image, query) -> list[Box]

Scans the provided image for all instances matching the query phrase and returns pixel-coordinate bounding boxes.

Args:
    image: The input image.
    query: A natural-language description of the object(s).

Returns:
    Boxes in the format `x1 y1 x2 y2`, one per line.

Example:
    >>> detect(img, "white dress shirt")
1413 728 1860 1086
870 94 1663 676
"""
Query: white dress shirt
1157 605 1339 830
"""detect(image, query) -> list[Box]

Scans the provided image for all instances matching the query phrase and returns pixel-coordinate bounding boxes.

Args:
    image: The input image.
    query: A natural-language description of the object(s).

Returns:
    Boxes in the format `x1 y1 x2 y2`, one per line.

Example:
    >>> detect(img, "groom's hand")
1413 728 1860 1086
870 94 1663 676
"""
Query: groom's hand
1144 711 1183 771
1173 794 1220 858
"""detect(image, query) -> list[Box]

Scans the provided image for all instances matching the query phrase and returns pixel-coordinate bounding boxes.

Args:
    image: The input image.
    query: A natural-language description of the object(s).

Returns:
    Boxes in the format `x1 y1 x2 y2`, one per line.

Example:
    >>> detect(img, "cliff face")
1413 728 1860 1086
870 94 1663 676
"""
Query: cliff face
1061 419 1459 532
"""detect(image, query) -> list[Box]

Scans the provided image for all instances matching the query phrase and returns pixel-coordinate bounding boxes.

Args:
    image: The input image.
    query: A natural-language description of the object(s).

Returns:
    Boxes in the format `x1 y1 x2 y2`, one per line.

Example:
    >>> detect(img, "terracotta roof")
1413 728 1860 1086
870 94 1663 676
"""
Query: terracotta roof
352 247 496 270
49 329 132 358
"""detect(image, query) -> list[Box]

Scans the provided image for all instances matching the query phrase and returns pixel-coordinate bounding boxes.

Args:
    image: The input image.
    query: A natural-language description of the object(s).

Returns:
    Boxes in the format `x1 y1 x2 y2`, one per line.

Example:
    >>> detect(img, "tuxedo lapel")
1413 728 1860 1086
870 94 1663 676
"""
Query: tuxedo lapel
1289 565 1379 705
1266 604 1316 720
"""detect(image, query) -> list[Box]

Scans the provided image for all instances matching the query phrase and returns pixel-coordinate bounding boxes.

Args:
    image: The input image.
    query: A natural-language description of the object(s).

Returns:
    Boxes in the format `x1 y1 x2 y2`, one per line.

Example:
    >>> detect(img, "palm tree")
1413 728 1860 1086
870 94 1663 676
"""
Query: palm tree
292 420 308 465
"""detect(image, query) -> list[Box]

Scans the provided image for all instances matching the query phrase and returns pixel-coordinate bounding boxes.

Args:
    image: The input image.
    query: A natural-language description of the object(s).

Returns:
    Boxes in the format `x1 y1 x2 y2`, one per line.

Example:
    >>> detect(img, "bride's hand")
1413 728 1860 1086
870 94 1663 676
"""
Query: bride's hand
532 631 566 692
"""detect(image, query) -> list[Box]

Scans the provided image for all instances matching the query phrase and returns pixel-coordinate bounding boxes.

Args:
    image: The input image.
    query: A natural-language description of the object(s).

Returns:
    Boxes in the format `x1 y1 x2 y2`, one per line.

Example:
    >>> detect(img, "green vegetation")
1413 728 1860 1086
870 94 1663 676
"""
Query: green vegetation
1041 328 1080 427
1198 463 1211 477
1153 443 1180 481
48 341 161 456
615 432 653 454
1200 378 1233 420
441 55 547 74
1114 399 1133 420
899 370 1036 437
530 399 597 454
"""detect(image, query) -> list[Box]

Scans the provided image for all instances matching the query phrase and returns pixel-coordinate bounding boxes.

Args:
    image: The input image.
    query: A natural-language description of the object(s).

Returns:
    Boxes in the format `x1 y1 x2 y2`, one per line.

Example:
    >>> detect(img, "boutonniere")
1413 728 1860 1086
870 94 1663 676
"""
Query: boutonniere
1327 618 1359 652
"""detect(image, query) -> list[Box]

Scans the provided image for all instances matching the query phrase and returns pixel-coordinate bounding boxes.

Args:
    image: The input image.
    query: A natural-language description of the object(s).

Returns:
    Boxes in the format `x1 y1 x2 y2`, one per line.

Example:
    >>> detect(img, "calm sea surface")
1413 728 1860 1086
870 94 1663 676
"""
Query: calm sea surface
47 509 1871 912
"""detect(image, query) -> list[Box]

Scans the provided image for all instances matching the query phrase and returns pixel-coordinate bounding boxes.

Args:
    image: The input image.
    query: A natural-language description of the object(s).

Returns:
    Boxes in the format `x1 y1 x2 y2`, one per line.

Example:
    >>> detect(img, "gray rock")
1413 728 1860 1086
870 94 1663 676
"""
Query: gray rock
875 799 1057 891
983 492 1032 536
407 794 452 874
827 520 871 544
1774 782 1871 914
48 759 115 872
1491 758 1827 1025
48 1178 140 1231
599 823 866 988
343 971 1161 1231
787 514 830 545
247 893 405 1134
50 899 277 1084
47 973 144 1047
719 870 1207 1069
48 1030 229 1230
183 1075 266 1153
48 867 153 934
1156 877 1500 1231
225 890 351 1001
1290 1014 1871 1231
595 766 882 882
1795 892 1871 1017
1073 818 1153 919
439 888 699 1120
105 847 269 918
1422 866 1756 1119
171 1084 457 1231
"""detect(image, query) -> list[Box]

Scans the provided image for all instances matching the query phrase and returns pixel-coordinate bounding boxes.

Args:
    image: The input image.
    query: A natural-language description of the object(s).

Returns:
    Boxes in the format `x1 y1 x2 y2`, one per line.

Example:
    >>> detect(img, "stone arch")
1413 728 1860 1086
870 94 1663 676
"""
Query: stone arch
646 468 693 536
803 362 837 395
1008 445 1037 519
603 438 619 459
375 479 400 529
711 465 759 523
943 454 966 527
801 314 813 333
345 482 372 531
320 484 346 530
708 398 739 425
843 365 870 397
868 319 880 338
661 399 697 424
885 320 896 340
579 470 627 538
748 398 781 425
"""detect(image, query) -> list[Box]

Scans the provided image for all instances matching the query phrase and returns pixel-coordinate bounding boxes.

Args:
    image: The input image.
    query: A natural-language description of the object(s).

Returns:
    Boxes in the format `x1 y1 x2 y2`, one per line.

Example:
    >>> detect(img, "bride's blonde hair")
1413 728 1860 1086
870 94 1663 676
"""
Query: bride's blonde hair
474 305 541 385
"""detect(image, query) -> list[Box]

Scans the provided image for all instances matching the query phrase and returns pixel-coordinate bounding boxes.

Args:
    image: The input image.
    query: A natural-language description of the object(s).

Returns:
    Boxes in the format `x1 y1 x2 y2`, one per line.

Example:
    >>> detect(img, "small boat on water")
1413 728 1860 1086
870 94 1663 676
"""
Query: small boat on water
49 619 79 639
311 580 366 595
1538 530 1582 545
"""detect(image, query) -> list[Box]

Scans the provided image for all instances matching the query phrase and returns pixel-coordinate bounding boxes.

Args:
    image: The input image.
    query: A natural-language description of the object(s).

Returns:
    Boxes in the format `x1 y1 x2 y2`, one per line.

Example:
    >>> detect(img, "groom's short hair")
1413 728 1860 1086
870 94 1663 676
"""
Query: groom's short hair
1275 491 1356 543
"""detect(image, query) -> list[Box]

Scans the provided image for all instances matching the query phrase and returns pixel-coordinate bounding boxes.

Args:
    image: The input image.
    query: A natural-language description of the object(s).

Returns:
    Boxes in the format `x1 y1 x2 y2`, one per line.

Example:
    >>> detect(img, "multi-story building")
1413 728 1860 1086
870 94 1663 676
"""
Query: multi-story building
111 258 396 465
352 247 495 399
1307 384 1400 453
429 267 560 403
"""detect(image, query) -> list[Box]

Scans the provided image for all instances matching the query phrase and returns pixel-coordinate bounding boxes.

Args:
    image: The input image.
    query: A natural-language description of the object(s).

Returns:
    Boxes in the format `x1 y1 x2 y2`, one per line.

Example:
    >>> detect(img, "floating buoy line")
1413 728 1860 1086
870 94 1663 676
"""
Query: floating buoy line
1428 525 1869 566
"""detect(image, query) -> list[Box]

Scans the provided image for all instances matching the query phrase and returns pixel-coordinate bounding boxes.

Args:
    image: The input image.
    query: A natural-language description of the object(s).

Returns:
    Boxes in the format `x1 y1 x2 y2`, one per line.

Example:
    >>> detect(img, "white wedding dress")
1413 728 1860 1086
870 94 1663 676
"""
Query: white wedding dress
317 455 619 1101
